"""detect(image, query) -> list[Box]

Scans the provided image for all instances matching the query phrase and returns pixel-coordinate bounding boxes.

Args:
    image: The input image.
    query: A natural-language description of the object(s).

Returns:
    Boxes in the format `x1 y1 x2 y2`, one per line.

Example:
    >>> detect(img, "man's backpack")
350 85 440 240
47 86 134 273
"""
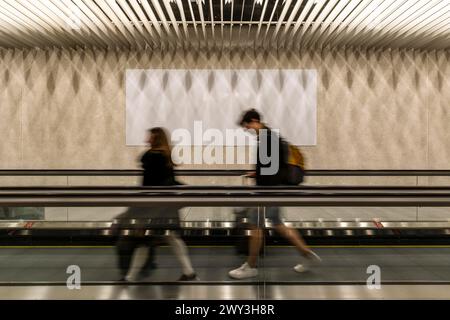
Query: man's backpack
284 142 306 185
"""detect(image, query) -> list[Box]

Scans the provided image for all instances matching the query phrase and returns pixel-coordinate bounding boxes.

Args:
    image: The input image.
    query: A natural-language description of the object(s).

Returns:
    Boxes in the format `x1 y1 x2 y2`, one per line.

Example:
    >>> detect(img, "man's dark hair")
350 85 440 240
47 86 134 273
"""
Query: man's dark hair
238 108 261 126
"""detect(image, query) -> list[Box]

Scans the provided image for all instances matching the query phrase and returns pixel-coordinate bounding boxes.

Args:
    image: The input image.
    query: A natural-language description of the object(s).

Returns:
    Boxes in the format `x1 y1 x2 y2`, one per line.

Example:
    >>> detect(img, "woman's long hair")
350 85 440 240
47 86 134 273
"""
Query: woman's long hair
149 127 175 167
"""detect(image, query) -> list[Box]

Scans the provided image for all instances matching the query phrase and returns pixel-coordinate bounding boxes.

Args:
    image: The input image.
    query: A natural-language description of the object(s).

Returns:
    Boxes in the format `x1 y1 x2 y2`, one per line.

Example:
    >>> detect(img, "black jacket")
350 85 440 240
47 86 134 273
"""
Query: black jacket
141 150 177 186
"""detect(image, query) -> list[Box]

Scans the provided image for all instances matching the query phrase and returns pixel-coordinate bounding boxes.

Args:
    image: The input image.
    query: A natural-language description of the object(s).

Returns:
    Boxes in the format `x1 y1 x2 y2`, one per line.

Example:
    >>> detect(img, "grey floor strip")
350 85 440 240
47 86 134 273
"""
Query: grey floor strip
1 284 450 300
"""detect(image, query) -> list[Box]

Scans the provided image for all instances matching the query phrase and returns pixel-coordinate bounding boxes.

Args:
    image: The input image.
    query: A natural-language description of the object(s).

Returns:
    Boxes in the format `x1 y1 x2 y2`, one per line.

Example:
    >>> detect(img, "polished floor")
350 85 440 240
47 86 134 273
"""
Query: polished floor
3 284 450 300
1 246 450 284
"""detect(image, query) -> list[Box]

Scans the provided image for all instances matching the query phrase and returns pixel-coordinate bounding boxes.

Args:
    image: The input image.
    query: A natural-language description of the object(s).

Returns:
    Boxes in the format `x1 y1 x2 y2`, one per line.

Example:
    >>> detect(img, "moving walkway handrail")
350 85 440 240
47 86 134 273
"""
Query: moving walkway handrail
2 187 450 206
3 185 450 191
1 221 450 230
1 169 450 176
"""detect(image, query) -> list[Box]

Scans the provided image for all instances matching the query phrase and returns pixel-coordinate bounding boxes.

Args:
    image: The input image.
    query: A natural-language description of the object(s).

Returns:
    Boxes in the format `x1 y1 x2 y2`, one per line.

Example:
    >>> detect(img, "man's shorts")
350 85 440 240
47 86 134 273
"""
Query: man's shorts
245 207 283 227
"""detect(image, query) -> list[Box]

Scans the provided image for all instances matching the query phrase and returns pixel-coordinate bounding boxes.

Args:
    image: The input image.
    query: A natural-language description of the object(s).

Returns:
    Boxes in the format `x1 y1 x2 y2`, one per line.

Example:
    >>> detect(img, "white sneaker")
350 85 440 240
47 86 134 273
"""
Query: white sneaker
294 251 322 273
125 274 137 282
293 264 309 273
228 262 258 279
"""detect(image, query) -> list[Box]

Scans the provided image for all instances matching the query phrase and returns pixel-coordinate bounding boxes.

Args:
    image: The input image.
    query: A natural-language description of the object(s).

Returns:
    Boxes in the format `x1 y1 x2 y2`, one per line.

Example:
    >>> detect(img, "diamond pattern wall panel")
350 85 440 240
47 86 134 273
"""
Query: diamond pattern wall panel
0 47 447 169
0 49 22 167
428 50 450 169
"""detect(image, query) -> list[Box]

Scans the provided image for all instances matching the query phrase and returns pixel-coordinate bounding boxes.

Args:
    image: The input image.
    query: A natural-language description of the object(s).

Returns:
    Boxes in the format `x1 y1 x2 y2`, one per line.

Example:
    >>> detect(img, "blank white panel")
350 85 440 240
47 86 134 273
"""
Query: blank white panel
126 69 317 146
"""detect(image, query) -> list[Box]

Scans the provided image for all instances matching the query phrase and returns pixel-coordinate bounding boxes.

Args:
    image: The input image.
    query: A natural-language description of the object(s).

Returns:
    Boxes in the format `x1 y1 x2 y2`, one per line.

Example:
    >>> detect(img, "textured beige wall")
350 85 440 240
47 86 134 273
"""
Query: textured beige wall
0 48 448 170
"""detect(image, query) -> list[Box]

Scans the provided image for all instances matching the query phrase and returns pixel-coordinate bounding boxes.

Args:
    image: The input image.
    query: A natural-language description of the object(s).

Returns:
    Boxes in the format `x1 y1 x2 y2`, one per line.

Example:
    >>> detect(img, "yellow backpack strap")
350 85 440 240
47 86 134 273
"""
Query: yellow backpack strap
288 145 305 170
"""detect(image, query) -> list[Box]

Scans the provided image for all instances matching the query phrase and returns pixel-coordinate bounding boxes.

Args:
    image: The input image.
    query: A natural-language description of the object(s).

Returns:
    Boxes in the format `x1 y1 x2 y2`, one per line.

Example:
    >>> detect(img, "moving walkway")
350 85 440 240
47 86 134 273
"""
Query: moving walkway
1 170 450 299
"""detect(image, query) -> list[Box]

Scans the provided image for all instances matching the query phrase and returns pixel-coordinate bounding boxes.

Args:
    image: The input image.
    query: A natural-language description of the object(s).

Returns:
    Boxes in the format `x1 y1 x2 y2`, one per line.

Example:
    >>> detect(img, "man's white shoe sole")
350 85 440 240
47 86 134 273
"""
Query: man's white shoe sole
293 265 309 273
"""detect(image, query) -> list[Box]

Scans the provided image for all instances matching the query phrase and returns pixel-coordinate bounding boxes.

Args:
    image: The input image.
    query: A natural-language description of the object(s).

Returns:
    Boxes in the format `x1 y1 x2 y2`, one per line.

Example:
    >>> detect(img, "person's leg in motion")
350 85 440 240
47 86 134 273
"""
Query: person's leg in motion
229 226 262 279
273 221 321 273
274 224 314 256
268 206 321 273
138 242 158 279
247 228 264 268
229 207 264 279
167 232 197 281
116 237 137 281
126 245 150 281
